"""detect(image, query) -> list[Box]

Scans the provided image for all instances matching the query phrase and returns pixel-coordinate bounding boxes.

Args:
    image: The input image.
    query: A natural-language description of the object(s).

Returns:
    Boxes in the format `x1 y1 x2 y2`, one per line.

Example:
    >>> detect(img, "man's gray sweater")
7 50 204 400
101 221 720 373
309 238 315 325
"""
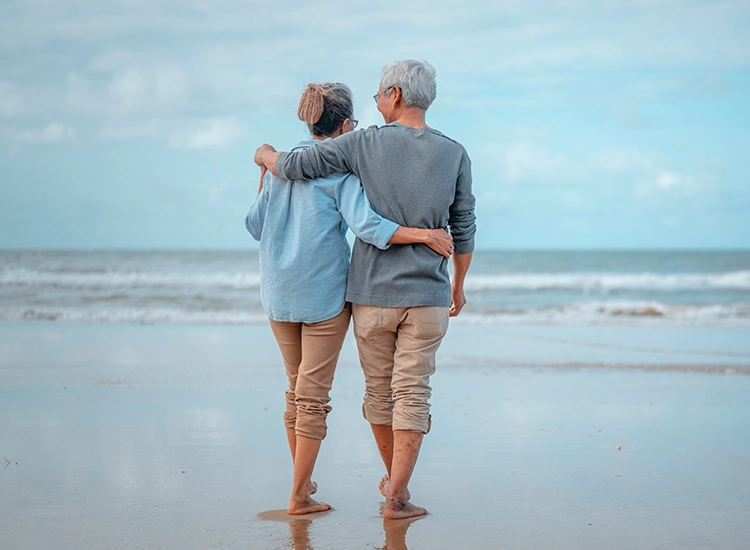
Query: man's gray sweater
275 122 477 308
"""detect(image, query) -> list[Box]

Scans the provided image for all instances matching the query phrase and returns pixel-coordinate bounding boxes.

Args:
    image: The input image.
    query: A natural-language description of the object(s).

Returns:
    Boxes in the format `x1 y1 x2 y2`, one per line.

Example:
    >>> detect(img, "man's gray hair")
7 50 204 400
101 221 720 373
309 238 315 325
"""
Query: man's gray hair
380 60 437 110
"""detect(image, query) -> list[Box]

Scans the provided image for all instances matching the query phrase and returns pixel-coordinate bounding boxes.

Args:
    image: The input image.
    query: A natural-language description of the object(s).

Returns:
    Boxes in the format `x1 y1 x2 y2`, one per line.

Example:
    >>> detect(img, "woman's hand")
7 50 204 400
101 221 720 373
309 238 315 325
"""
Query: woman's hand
422 228 453 259
258 166 267 193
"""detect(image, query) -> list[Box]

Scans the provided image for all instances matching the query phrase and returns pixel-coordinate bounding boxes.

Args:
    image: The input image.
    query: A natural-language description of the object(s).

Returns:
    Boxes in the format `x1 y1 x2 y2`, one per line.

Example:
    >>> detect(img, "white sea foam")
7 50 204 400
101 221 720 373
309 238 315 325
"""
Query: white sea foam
463 271 750 292
3 268 750 292
0 307 269 325
2 302 748 326
456 301 750 325
1 268 261 290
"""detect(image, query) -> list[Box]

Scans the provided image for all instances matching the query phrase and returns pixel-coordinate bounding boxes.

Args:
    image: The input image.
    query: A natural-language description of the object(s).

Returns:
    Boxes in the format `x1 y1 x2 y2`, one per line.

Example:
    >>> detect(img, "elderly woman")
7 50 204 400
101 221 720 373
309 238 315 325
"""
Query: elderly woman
246 81 453 515
254 61 476 519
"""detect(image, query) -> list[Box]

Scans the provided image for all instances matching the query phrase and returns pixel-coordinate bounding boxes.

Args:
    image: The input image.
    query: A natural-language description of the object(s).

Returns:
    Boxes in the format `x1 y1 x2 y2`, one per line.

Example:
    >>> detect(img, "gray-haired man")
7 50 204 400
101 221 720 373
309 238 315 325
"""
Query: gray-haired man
255 60 476 518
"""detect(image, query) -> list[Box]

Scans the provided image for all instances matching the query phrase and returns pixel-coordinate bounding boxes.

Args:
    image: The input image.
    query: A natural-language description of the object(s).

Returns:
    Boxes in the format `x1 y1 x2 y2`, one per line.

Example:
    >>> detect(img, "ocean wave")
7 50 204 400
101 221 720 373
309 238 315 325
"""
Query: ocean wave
458 301 750 325
463 271 750 292
2 302 749 326
3 268 750 292
0 307 269 325
1 268 261 290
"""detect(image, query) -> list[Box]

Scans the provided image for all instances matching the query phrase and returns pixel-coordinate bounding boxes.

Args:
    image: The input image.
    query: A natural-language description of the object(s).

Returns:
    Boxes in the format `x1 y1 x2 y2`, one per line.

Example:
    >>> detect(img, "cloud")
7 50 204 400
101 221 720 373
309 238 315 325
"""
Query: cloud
99 120 162 140
168 117 245 149
4 1 750 70
108 66 188 113
595 149 654 174
2 0 746 148
507 125 551 140
1 122 77 145
482 141 578 185
654 171 697 191
595 148 703 195
99 116 250 150
0 82 24 118
4 2 750 91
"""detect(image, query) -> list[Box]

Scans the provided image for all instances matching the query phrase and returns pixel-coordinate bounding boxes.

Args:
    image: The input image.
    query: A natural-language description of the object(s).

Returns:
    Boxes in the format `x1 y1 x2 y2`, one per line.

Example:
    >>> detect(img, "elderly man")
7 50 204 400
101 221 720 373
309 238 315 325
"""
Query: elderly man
254 59 476 519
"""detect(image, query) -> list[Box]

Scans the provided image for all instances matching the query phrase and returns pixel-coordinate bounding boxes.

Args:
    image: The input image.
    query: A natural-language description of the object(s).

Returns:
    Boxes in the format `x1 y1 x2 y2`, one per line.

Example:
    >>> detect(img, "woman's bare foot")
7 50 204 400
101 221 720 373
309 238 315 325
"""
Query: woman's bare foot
378 474 410 500
309 480 317 495
287 496 331 515
382 496 427 519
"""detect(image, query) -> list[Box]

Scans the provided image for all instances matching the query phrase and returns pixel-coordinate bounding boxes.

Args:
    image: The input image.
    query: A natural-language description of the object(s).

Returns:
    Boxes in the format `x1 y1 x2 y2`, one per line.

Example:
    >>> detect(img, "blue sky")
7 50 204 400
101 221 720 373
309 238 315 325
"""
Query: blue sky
1 0 748 250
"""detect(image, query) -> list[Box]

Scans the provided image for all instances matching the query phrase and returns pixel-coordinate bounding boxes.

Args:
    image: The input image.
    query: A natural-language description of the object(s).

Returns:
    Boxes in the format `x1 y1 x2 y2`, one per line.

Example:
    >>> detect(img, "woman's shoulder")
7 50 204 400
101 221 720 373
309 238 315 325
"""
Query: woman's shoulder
290 139 316 152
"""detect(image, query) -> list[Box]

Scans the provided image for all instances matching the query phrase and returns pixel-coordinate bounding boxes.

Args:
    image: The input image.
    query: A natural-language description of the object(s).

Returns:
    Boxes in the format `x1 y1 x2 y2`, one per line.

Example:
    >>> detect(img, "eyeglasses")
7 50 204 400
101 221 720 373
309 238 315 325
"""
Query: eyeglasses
372 86 394 103
350 119 359 129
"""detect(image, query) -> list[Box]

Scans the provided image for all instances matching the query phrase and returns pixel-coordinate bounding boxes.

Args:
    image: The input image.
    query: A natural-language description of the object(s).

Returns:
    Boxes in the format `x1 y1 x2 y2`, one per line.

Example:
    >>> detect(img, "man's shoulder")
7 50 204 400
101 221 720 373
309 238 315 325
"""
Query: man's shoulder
425 127 467 152
366 123 466 148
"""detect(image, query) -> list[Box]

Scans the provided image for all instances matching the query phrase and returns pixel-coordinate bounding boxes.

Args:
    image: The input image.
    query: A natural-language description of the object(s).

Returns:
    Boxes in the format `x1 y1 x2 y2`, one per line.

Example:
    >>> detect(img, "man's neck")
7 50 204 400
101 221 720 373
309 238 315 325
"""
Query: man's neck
390 107 427 128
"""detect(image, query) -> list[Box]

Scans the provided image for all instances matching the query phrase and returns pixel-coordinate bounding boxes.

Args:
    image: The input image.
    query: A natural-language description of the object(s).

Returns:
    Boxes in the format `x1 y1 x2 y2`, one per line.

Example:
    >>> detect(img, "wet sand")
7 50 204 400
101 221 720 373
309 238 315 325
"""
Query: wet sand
1 323 749 549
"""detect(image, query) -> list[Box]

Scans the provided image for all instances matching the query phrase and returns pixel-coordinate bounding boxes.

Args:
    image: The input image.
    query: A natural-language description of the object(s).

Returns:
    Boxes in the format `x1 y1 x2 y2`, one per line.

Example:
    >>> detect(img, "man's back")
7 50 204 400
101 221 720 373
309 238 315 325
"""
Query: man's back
275 122 476 308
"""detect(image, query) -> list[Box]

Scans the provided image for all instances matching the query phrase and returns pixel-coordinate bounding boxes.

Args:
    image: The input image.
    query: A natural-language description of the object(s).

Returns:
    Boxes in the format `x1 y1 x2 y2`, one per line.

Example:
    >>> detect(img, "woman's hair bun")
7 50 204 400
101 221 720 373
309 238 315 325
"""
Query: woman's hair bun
298 84 326 125
297 82 353 138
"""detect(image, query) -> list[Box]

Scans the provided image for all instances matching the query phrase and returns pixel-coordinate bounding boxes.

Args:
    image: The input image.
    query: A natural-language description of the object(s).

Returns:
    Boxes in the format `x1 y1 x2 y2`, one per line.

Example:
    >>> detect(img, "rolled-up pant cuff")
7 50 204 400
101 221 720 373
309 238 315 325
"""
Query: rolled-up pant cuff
362 401 432 434
284 413 327 440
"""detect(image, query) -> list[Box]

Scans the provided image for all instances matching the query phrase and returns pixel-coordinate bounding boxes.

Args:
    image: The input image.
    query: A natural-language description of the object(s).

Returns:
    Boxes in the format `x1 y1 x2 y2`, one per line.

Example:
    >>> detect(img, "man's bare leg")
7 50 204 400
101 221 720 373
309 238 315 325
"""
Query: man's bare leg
370 423 394 474
371 423 413 500
383 430 426 519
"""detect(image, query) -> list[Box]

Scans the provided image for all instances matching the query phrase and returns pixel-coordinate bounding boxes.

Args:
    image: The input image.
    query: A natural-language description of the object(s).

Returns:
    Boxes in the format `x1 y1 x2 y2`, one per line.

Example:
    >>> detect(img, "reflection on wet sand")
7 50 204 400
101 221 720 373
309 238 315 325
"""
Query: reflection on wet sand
378 516 422 550
257 509 422 549
287 518 313 550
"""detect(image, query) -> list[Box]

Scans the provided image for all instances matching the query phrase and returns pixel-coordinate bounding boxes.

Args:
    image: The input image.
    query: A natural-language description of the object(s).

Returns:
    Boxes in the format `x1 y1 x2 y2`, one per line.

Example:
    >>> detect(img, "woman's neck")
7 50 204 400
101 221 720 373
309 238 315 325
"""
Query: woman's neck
313 126 344 141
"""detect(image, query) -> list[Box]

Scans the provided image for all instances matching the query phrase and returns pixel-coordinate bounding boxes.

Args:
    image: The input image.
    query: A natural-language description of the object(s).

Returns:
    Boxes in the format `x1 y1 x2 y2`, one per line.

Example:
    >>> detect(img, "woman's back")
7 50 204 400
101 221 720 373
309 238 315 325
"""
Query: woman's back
246 140 397 323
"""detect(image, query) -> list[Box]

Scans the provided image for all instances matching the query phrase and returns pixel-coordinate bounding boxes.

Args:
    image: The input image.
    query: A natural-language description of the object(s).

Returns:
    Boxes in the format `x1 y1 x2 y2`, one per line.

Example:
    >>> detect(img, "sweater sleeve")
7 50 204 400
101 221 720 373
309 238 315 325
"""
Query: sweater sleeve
244 172 271 241
449 149 477 254
335 174 397 250
275 131 360 181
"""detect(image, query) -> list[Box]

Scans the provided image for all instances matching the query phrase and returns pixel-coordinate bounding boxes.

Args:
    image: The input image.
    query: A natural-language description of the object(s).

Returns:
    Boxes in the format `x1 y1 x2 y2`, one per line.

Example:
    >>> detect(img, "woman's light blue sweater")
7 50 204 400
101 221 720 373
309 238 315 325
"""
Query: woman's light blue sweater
245 139 398 323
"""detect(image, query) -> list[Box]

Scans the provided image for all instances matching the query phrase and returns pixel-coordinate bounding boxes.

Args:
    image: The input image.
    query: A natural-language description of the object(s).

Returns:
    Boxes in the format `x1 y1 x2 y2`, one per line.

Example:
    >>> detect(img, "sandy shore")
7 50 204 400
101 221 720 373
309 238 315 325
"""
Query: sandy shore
1 323 749 549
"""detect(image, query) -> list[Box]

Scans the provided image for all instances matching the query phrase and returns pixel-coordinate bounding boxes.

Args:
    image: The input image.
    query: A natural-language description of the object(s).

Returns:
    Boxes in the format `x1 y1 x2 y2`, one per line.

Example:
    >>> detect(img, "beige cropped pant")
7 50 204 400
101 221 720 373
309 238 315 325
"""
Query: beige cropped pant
352 304 450 434
268 304 351 441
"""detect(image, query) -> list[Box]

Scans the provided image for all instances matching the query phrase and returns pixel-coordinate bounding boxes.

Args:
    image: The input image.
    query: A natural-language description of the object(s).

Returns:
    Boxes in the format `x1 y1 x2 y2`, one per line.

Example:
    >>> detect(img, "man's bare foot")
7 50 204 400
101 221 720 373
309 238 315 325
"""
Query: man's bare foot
287 496 331 515
382 497 427 519
378 474 410 500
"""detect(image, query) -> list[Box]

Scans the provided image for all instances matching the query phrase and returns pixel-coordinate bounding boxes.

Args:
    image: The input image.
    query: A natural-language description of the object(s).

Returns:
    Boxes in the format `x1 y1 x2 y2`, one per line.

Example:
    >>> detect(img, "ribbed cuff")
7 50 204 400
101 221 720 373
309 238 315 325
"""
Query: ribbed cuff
453 239 475 255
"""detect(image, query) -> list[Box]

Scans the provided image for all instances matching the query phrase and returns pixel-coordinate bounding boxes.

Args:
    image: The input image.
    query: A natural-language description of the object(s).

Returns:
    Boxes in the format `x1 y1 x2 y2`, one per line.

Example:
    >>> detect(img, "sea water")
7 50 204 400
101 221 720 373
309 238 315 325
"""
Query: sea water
1 249 748 325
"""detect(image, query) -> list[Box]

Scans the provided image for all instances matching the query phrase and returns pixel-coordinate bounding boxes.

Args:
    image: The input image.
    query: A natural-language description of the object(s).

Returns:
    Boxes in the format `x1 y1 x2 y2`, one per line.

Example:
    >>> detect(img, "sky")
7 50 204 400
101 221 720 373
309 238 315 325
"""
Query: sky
0 0 749 250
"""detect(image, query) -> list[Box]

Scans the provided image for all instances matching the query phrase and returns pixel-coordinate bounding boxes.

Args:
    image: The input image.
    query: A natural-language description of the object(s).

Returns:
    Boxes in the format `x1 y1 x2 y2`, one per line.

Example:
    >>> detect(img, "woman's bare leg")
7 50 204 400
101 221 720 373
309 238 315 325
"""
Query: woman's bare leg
287 436 330 515
286 427 317 497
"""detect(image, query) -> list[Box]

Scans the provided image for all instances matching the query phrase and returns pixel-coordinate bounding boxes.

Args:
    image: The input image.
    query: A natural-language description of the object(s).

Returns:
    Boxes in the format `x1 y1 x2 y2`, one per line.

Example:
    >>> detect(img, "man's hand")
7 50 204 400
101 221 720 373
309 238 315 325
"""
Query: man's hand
423 228 453 259
449 252 472 317
449 284 466 317
254 144 280 176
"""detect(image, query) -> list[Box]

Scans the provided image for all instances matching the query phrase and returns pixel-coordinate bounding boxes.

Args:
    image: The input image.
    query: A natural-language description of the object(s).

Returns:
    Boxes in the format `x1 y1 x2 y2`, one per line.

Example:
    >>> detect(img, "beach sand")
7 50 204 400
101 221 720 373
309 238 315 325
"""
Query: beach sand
1 323 749 549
